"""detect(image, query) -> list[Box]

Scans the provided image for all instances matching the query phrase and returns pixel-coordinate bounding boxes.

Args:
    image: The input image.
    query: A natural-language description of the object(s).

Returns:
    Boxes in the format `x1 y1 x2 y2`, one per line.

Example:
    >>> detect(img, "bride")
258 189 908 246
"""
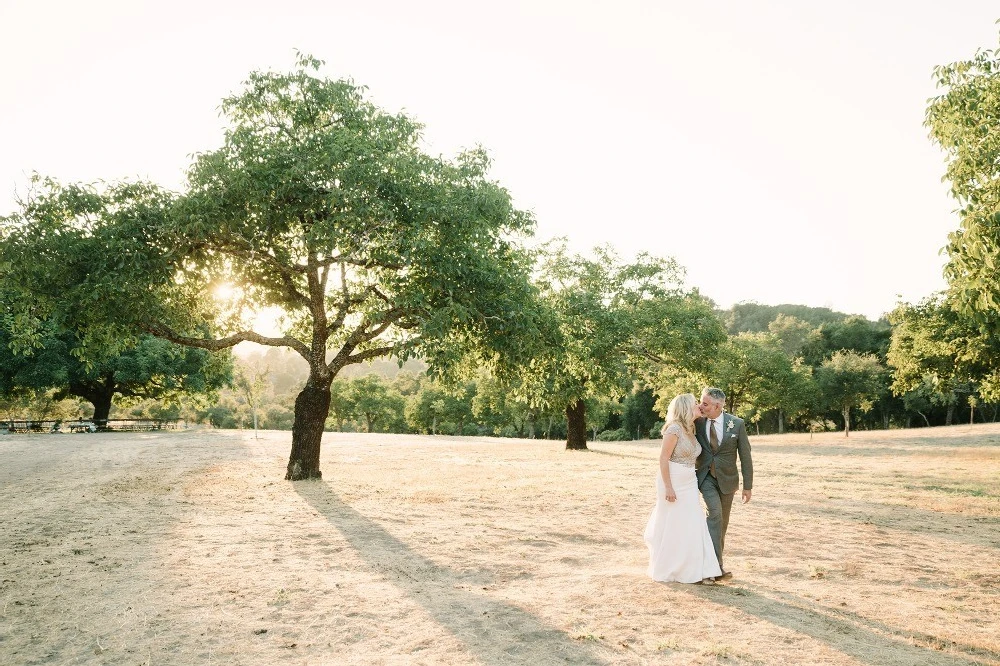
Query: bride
643 393 722 584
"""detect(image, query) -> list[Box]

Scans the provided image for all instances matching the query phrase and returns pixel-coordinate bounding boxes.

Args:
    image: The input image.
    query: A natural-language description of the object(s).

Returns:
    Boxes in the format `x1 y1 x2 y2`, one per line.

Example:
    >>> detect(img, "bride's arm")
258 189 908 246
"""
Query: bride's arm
659 432 679 502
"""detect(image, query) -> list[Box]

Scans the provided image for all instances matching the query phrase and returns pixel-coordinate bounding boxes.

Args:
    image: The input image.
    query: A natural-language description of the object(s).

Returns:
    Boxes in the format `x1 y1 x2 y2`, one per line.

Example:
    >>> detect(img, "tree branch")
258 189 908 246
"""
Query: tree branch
313 254 404 271
141 321 310 357
345 345 399 365
628 342 671 365
327 280 392 333
325 309 413 372
305 251 331 362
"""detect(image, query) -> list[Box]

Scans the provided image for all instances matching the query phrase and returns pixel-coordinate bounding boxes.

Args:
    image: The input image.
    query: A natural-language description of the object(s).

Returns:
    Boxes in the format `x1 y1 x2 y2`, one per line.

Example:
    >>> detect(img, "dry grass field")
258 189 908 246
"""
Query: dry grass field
1 423 998 665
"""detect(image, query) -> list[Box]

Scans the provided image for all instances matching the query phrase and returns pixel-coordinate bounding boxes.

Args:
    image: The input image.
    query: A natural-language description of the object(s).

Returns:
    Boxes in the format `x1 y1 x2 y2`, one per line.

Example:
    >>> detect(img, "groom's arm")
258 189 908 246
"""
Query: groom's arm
737 421 753 503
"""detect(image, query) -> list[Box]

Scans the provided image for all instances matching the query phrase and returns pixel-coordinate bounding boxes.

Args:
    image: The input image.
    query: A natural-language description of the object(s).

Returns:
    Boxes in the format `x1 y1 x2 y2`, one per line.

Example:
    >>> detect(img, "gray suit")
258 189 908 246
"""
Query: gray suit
695 413 753 569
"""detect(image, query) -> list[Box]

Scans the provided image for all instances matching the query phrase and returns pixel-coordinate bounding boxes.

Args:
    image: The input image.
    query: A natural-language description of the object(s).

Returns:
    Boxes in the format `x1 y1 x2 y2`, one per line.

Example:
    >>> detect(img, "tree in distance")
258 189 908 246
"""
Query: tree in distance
233 358 269 438
347 374 405 434
517 240 725 450
887 294 1000 426
0 54 540 479
709 332 815 433
0 324 231 423
815 350 887 437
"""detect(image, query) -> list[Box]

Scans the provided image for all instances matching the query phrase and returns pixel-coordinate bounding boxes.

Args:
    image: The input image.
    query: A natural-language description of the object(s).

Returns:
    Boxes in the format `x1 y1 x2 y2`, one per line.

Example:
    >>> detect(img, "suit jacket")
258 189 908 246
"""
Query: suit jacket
695 413 753 495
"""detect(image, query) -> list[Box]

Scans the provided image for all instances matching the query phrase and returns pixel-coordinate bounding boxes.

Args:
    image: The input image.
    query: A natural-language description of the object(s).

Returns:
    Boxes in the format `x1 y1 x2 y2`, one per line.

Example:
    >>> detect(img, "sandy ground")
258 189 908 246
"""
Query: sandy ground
1 424 998 666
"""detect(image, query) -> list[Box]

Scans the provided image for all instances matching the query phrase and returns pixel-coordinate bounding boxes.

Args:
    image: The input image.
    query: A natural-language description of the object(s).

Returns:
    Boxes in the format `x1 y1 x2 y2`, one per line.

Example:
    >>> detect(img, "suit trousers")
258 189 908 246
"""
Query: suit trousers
699 472 734 569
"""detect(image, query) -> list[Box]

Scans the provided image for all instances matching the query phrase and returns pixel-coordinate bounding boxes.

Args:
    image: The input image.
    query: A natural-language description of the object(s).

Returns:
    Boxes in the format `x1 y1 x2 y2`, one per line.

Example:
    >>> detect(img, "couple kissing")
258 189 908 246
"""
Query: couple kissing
643 387 754 584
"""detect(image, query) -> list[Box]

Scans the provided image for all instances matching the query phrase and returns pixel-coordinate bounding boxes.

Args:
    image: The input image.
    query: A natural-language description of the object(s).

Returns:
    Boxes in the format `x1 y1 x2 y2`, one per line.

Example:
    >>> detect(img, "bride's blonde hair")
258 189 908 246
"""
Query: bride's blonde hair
661 393 697 436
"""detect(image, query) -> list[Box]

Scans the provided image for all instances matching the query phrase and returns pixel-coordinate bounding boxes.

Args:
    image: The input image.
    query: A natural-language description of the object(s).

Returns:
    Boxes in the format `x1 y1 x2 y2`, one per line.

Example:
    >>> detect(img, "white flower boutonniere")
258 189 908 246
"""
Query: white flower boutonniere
726 420 737 433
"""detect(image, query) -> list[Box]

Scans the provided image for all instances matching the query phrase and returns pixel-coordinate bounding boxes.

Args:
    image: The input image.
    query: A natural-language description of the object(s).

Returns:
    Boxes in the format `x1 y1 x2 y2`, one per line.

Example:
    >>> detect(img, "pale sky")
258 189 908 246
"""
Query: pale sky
3 1 998 320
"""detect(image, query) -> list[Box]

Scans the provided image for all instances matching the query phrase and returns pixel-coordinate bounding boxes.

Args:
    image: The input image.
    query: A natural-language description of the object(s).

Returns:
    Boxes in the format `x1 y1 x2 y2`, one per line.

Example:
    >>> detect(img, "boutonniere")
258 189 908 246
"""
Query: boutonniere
726 420 737 433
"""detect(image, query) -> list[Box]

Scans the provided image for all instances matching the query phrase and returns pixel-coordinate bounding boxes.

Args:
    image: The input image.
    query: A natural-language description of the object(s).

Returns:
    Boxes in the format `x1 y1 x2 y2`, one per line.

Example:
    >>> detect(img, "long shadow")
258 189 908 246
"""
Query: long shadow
770 499 1000 550
294 481 609 665
692 584 999 666
586 448 655 461
753 440 1000 457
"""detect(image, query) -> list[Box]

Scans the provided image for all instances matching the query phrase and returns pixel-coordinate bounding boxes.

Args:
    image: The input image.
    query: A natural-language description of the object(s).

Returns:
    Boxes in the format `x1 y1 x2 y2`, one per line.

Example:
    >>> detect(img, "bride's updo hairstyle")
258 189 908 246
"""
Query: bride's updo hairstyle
662 393 697 436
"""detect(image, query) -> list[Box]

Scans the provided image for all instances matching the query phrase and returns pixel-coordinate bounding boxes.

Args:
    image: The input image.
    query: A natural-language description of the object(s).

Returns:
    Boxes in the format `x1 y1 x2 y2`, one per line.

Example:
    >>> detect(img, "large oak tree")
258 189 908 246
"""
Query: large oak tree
1 55 538 479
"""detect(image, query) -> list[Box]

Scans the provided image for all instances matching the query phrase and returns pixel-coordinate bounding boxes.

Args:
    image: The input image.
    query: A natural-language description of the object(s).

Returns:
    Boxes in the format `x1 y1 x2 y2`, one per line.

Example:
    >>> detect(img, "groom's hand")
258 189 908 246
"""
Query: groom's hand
742 489 752 504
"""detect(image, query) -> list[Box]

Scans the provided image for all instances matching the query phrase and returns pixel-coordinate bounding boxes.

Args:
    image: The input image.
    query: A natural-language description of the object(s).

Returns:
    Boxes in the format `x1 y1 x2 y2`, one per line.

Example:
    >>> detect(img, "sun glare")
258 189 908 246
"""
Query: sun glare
212 282 240 302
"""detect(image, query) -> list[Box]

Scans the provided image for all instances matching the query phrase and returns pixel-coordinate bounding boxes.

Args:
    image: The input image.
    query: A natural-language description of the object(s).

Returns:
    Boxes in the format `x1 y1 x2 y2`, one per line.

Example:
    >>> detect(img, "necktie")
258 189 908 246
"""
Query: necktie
709 419 719 452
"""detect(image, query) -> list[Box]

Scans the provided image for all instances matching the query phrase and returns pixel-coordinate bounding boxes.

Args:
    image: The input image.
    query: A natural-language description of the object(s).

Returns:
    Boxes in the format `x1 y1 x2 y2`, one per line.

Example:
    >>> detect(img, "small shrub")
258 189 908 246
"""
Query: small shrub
596 428 628 441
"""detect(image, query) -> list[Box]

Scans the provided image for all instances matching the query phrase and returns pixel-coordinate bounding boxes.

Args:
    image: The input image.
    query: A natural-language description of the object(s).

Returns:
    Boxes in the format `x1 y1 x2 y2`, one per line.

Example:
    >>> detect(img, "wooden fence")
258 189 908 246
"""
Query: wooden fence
1 419 186 434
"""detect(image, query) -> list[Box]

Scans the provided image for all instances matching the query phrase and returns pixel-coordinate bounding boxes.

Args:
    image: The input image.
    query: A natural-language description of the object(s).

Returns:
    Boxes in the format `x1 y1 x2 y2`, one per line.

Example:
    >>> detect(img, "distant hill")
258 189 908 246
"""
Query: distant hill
721 302 858 334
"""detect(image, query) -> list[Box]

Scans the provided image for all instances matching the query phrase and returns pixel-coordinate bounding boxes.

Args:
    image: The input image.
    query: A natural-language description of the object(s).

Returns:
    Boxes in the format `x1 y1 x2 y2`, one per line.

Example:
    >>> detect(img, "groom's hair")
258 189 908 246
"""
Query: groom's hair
703 387 726 403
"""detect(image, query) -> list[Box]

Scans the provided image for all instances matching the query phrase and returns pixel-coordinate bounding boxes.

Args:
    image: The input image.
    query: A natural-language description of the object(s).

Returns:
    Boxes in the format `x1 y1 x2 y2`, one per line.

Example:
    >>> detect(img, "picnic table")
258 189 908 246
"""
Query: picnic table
93 419 185 432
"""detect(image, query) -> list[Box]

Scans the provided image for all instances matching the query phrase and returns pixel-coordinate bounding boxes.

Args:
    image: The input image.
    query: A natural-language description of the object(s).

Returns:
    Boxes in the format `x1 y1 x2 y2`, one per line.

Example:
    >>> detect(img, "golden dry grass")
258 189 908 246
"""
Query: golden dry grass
1 423 998 665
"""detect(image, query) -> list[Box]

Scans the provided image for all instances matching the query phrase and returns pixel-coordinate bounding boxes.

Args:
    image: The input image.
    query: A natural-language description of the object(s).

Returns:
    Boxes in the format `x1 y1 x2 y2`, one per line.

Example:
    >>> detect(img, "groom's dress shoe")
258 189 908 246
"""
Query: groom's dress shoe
717 571 733 581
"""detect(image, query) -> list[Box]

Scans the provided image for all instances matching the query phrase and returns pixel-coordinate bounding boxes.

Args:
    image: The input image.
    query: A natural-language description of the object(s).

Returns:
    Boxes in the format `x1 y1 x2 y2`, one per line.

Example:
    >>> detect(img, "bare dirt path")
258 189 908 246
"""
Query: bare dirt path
1 425 998 665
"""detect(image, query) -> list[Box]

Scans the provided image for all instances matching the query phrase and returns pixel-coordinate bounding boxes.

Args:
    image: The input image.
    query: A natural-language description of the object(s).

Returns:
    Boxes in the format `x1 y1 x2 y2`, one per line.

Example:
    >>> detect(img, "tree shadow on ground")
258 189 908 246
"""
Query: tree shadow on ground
753 438 1000 457
586 448 655 462
693 583 1000 666
770 499 1000 550
293 480 610 666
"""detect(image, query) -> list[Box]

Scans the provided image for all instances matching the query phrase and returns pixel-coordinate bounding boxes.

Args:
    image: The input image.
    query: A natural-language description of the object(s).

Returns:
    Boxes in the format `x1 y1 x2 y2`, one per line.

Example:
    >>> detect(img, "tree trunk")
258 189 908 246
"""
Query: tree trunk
286 379 331 480
777 409 785 434
842 406 851 438
69 376 116 426
92 390 114 424
916 410 930 428
945 402 955 426
566 400 588 450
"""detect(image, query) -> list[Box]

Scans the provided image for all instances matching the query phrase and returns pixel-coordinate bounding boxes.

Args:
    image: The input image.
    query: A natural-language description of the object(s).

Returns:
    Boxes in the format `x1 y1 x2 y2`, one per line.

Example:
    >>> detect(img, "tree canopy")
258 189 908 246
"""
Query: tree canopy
927 36 1000 325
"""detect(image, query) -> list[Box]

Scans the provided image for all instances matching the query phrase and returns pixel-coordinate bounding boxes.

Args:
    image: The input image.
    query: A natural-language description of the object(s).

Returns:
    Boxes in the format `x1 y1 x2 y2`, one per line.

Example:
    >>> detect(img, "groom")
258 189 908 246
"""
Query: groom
695 387 753 580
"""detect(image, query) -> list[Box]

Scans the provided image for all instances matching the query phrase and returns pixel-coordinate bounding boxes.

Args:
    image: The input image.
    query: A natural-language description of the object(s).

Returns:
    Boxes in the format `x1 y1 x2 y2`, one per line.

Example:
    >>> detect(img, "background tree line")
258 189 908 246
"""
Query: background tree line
6 296 995 440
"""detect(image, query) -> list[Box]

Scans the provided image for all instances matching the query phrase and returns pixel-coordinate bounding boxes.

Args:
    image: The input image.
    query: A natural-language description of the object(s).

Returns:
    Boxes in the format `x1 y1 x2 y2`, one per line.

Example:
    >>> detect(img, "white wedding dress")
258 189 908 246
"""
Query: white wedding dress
643 422 722 583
